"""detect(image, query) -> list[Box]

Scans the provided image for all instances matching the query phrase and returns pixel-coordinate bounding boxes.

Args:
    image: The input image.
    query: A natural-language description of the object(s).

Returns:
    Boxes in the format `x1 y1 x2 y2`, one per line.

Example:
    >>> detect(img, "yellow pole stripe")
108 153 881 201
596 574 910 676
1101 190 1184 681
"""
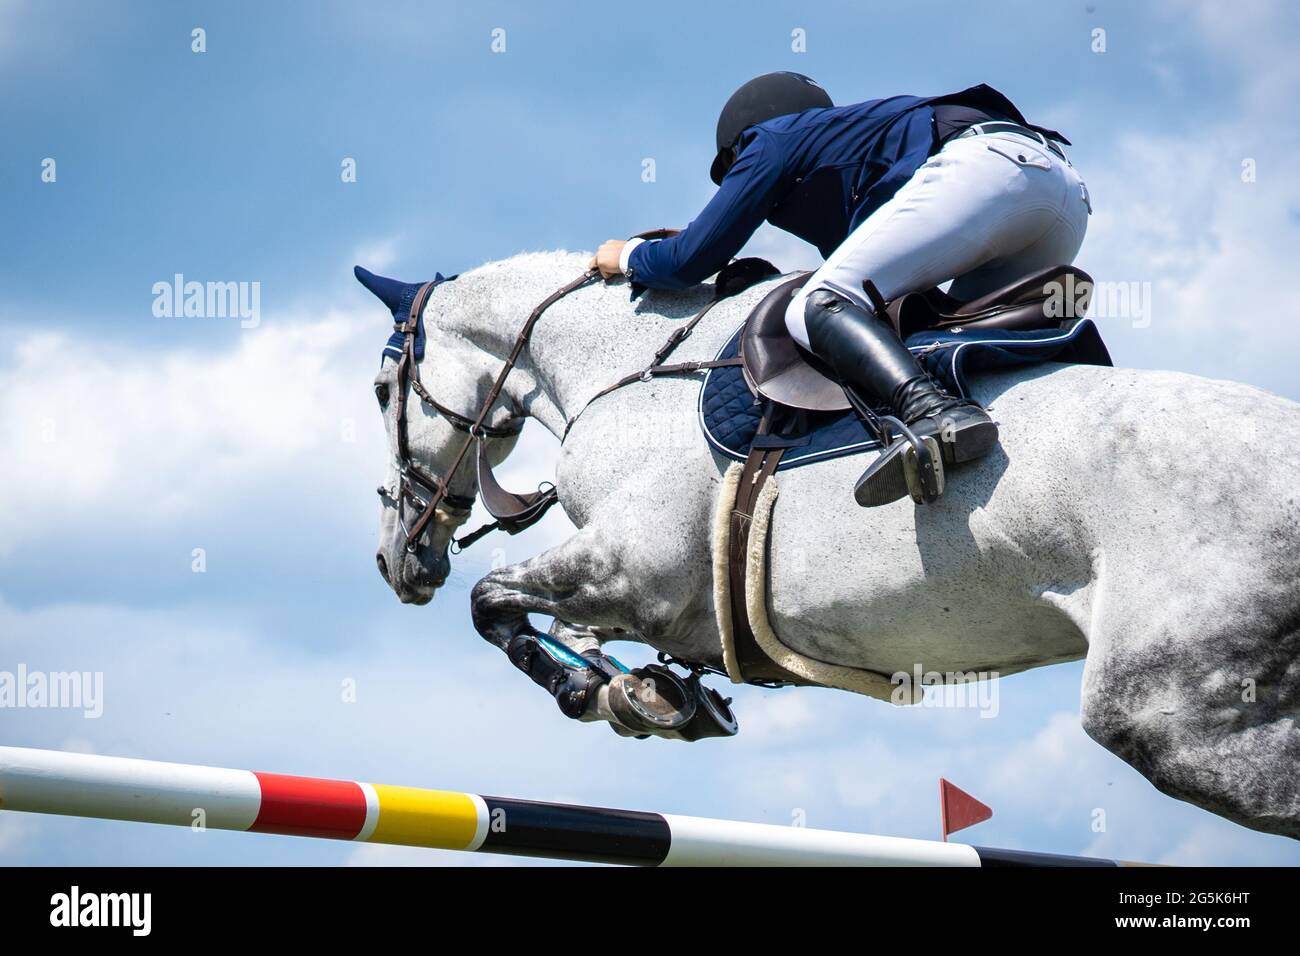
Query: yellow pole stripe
367 784 481 849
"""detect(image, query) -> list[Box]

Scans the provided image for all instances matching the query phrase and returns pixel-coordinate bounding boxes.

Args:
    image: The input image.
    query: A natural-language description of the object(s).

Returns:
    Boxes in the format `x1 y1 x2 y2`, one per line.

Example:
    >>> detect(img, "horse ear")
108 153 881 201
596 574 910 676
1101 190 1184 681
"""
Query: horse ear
354 265 408 316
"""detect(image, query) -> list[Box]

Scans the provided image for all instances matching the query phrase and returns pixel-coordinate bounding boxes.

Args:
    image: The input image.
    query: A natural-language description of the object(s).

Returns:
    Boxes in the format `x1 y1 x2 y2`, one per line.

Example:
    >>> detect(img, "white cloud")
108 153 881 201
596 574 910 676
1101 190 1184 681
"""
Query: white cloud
0 268 585 569
351 236 404 275
1072 0 1300 396
739 225 825 274
734 688 822 744
0 308 391 553
1077 122 1300 394
1162 0 1300 110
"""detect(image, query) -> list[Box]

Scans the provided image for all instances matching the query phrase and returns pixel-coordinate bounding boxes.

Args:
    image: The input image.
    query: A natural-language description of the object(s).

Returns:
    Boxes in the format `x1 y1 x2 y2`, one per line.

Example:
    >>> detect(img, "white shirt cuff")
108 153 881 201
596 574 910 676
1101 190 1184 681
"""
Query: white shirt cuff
619 237 646 276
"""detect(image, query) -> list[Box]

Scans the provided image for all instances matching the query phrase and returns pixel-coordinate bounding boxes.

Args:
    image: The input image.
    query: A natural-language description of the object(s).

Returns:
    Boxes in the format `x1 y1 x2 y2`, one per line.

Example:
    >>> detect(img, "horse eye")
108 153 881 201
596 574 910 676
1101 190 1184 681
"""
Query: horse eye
375 384 390 407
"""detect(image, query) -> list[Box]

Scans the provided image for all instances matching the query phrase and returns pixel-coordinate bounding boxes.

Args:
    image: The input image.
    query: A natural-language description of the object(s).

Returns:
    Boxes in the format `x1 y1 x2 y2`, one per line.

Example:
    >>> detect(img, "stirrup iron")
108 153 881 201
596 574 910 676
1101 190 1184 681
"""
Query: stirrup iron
855 415 945 507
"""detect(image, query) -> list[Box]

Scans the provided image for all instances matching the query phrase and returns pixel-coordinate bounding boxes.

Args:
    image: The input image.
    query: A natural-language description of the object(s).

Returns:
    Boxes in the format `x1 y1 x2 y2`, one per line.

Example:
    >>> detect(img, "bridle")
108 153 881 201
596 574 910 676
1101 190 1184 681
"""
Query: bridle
382 229 770 557
384 268 599 555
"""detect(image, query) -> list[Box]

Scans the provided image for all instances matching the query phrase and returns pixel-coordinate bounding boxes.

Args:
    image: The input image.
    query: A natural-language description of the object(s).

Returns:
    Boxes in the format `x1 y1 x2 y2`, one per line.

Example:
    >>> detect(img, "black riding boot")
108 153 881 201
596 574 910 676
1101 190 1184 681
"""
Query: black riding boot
804 288 998 507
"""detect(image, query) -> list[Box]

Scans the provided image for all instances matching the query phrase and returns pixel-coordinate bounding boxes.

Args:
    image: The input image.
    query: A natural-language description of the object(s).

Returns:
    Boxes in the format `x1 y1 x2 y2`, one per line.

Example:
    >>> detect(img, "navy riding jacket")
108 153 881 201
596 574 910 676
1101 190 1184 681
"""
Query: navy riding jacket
626 84 1055 290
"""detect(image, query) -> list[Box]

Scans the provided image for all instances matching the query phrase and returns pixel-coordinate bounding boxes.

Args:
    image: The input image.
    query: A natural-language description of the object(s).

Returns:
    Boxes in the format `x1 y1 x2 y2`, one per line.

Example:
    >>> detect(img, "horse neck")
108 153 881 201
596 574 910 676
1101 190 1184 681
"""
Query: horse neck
447 254 716 438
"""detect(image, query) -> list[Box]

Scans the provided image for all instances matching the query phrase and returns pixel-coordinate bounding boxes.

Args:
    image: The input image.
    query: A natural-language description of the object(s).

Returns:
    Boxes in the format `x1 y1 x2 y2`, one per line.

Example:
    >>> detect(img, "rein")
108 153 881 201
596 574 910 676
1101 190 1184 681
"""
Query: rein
394 269 599 554
391 230 777 555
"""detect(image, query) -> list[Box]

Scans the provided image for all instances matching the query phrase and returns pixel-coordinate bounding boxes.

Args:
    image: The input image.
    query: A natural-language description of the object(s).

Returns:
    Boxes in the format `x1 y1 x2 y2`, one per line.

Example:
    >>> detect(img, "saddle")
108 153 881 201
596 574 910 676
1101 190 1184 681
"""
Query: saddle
725 263 1094 688
740 264 1093 413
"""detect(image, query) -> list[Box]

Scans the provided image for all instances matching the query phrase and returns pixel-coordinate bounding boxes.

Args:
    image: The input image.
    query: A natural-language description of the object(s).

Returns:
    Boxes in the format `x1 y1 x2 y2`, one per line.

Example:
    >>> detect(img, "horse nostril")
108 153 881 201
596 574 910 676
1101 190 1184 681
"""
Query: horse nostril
376 553 390 583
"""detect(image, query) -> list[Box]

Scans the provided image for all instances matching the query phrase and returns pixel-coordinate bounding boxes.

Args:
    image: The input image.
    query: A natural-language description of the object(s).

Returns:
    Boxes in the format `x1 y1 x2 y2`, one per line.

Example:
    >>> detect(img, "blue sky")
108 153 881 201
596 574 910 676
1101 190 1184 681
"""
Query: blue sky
3 0 1299 865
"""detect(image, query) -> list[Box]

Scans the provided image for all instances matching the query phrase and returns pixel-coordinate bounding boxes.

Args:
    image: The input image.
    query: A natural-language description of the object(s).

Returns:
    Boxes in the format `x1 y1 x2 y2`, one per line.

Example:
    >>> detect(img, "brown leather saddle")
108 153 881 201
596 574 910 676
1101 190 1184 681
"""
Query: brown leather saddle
739 264 1093 412
724 262 1093 687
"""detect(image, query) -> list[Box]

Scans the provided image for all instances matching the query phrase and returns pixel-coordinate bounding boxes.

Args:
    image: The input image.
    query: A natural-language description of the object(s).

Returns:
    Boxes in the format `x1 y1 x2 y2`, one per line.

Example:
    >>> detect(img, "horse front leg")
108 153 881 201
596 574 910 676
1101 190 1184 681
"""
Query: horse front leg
469 523 638 651
542 620 653 738
469 527 736 741
1079 582 1300 839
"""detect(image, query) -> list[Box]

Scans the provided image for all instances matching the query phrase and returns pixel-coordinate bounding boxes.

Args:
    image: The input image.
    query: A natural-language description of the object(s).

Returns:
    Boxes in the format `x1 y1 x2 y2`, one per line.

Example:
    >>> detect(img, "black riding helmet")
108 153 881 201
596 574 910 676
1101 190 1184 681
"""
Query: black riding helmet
710 72 833 185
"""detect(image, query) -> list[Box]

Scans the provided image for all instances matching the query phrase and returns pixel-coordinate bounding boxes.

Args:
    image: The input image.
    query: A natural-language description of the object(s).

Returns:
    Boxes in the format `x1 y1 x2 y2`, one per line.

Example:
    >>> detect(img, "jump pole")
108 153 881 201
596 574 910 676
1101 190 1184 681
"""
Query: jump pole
0 746 1131 867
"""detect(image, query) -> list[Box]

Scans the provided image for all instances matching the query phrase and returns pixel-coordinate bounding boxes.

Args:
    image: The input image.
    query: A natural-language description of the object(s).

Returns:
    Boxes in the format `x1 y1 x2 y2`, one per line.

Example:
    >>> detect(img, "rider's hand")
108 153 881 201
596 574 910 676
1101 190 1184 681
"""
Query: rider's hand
590 239 627 279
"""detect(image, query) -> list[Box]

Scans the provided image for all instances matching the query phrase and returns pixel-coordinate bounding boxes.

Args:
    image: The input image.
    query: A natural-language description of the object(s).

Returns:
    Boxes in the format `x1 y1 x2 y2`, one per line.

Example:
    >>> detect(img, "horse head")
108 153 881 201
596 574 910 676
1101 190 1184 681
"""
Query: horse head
357 265 524 604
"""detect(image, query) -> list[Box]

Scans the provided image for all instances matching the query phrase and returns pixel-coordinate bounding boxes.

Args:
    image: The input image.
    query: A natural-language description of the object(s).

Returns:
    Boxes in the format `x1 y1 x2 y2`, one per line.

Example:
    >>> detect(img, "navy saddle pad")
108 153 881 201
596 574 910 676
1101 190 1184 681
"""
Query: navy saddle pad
699 319 1112 469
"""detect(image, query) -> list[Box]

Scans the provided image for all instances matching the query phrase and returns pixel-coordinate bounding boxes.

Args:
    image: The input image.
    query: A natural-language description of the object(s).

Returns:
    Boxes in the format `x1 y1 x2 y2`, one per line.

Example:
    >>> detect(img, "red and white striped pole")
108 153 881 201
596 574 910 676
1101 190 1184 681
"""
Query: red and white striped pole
0 746 1133 867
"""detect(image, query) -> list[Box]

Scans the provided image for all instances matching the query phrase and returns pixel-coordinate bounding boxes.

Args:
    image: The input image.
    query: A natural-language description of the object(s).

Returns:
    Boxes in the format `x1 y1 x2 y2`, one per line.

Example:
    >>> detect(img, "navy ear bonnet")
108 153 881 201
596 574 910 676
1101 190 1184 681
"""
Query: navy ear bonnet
355 265 457 362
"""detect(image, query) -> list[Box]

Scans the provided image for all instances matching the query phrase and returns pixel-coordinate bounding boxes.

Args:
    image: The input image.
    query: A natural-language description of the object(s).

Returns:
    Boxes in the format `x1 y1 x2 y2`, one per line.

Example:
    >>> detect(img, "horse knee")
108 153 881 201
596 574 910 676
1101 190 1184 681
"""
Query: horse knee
470 573 527 646
469 571 505 612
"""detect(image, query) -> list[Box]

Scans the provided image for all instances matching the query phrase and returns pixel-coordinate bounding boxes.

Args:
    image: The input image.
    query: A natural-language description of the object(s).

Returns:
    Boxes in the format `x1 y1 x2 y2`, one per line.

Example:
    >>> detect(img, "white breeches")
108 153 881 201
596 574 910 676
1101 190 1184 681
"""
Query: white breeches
785 130 1092 349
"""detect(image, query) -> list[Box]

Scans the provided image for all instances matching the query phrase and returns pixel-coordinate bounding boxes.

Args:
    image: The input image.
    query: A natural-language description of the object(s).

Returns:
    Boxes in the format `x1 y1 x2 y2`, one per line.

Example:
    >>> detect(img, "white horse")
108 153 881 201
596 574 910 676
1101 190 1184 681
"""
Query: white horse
367 251 1300 840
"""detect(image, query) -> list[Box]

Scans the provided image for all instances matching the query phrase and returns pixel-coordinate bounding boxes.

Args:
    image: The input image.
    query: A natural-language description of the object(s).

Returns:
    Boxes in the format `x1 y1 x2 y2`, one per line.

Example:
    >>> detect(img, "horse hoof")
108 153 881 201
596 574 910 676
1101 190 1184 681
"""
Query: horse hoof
607 669 696 734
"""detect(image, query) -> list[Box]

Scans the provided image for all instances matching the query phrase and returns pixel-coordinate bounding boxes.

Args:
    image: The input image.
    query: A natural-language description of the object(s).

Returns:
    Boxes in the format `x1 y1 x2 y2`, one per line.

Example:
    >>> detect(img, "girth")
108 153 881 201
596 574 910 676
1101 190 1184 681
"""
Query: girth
724 405 816 686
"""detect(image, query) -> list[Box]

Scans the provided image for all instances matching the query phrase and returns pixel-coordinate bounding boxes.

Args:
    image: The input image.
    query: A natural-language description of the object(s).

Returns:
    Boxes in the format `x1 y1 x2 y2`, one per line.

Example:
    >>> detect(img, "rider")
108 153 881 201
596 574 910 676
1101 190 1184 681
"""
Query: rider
592 74 1090 506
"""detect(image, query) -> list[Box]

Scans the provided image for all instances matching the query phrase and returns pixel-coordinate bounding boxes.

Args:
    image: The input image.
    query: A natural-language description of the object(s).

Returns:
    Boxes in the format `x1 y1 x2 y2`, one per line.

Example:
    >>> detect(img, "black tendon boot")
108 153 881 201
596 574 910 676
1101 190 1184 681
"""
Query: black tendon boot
804 288 998 506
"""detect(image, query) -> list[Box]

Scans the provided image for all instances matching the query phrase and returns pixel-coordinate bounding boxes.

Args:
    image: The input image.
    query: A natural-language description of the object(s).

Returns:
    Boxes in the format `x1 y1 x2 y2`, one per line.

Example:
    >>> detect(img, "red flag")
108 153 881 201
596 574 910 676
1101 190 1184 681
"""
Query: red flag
939 778 993 841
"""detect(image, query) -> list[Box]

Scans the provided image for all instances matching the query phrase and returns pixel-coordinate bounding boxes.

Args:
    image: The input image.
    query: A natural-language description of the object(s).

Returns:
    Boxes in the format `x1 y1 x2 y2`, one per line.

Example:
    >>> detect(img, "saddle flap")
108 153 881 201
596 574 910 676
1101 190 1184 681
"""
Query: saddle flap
740 274 851 413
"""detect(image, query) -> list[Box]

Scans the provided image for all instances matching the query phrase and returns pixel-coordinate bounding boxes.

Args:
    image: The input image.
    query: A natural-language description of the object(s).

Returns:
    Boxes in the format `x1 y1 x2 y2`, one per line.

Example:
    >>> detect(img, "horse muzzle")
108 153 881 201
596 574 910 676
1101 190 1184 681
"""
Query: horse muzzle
376 547 448 604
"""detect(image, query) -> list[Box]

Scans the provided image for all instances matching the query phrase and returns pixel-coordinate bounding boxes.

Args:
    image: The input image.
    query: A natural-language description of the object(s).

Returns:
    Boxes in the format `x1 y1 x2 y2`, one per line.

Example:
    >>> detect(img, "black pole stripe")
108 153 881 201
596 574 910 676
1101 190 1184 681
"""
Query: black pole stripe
973 846 1119 867
479 797 671 866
